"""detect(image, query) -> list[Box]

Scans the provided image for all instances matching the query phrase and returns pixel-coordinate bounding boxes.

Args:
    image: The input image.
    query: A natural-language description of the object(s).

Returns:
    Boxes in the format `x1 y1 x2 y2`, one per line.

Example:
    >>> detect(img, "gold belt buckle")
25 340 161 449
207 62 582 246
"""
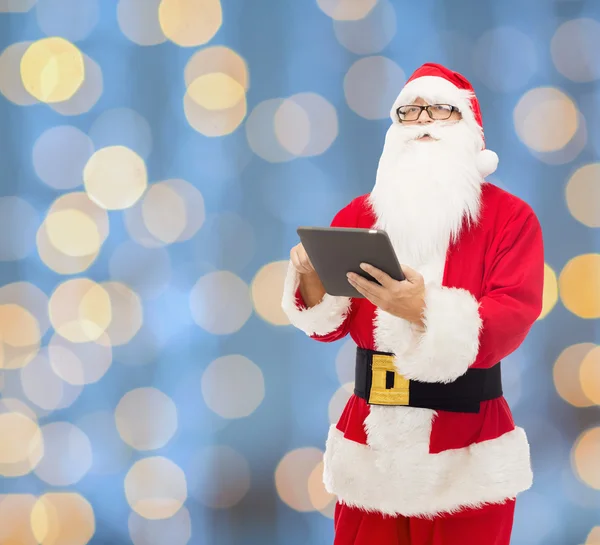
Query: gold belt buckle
369 354 410 406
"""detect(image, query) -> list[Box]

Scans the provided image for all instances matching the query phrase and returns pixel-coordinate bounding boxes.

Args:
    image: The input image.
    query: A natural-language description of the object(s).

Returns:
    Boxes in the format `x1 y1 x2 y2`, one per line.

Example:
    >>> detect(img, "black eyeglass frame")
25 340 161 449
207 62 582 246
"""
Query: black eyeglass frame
396 104 460 123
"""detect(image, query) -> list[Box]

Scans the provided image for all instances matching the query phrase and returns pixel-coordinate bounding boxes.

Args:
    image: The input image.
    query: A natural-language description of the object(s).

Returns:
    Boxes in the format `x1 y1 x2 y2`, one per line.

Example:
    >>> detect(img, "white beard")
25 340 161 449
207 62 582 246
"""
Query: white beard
368 121 484 267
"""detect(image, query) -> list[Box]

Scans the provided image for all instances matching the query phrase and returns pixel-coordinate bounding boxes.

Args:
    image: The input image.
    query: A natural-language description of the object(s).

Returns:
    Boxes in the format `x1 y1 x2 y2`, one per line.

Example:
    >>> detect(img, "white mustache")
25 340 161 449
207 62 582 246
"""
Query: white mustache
399 124 445 142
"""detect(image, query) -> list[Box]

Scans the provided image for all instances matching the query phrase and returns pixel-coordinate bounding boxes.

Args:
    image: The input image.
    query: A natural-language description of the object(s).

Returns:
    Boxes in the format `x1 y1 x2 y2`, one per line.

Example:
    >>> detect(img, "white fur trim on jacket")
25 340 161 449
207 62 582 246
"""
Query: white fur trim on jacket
323 423 533 518
281 261 352 337
395 284 482 383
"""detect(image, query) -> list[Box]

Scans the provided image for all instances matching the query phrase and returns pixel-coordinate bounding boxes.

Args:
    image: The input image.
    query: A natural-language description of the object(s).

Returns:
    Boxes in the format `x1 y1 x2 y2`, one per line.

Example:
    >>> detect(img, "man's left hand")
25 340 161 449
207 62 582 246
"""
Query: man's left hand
347 263 426 327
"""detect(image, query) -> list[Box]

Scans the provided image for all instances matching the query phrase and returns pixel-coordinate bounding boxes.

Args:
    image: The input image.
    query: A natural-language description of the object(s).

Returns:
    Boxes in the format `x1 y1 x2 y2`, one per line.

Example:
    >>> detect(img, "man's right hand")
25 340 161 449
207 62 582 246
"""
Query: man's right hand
290 243 316 275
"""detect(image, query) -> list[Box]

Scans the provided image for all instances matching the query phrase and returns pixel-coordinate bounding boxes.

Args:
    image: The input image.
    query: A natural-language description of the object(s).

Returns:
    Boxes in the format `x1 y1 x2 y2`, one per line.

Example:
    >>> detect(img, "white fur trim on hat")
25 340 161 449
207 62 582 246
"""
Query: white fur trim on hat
477 148 499 177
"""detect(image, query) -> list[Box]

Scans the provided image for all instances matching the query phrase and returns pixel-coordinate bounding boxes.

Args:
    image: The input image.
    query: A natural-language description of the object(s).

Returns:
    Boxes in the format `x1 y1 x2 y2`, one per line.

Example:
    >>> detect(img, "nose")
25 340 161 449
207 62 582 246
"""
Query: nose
416 108 433 124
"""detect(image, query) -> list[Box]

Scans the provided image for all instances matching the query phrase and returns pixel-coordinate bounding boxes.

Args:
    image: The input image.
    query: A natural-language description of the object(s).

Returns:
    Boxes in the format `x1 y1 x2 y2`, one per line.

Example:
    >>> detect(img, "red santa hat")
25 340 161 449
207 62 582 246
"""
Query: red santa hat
390 62 499 178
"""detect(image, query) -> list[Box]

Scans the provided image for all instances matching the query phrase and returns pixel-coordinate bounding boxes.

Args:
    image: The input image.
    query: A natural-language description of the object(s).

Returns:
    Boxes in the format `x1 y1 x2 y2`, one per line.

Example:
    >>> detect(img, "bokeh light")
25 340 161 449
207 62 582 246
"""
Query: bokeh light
530 112 588 166
34 422 92 486
101 282 143 346
201 355 265 418
20 37 85 103
117 0 167 46
37 192 108 275
559 254 600 319
0 0 37 12
317 0 377 21
21 349 84 412
35 0 100 42
30 493 95 545
566 164 600 228
49 278 112 343
84 146 148 210
579 346 600 406
0 285 48 353
0 41 38 105
0 197 39 261
45 209 101 257
472 27 537 92
275 448 325 512
587 527 600 544
189 445 251 508
158 0 222 47
308 460 336 518
251 261 290 326
538 263 558 320
33 125 94 190
551 18 600 82
335 338 356 384
572 427 600 490
0 494 37 545
0 303 41 370
328 382 354 424
514 87 579 153
0 412 43 477
140 179 206 244
190 271 253 334
48 332 112 385
344 56 406 119
89 108 153 160
333 0 396 55
48 53 103 116
128 507 191 545
184 45 249 90
553 343 596 408
125 457 187 520
109 243 171 299
115 388 178 451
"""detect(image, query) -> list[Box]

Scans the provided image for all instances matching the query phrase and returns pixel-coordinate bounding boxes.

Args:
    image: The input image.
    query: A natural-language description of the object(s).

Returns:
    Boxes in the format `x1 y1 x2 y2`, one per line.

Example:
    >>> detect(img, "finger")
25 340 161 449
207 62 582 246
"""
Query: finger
400 264 422 284
348 272 385 299
359 263 395 287
348 277 385 307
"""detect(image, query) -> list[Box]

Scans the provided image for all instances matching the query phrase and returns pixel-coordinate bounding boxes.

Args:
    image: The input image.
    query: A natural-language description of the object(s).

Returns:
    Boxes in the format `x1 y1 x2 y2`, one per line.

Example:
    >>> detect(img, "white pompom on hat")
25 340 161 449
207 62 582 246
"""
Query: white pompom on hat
390 63 498 178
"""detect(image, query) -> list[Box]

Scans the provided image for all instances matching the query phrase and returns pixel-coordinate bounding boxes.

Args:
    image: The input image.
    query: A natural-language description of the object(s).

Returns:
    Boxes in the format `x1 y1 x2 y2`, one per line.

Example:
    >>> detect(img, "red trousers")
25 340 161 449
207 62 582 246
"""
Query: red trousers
333 500 516 545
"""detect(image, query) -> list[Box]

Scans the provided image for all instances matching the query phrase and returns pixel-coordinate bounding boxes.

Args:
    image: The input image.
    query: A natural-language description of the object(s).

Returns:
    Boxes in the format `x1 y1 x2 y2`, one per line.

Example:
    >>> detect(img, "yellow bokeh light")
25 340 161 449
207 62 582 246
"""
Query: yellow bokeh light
566 164 600 228
184 85 247 137
31 493 95 545
117 0 168 47
125 457 187 520
587 527 600 544
308 460 336 518
0 304 41 370
84 146 148 210
0 41 38 106
102 282 143 346
553 343 596 408
538 263 558 320
115 388 178 451
559 254 600 319
572 427 600 490
49 279 112 343
274 99 311 156
251 261 290 326
187 73 245 111
184 46 249 91
0 494 38 545
580 346 600 406
20 37 85 103
514 87 579 153
158 0 222 47
0 413 43 477
317 0 377 21
45 209 101 258
275 448 325 512
141 183 187 244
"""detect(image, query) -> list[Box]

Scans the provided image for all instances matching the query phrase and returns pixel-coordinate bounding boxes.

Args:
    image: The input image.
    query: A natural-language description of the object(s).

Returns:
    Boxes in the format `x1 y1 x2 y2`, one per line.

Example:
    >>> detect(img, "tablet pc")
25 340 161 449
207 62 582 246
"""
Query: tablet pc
297 227 406 298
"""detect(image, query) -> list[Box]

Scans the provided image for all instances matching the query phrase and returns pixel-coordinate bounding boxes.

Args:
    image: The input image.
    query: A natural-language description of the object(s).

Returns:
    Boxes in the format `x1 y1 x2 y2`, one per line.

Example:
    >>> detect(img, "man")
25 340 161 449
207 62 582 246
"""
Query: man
281 63 544 545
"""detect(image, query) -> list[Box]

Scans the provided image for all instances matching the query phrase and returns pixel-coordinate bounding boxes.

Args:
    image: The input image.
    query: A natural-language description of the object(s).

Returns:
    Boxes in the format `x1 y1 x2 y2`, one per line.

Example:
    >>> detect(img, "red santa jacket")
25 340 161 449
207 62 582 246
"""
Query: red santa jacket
282 182 544 518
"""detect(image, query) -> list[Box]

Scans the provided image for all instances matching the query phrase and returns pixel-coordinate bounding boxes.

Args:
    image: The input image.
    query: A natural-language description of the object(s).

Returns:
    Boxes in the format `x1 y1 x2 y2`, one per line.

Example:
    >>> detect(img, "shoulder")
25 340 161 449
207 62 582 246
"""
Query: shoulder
480 182 540 231
331 194 374 227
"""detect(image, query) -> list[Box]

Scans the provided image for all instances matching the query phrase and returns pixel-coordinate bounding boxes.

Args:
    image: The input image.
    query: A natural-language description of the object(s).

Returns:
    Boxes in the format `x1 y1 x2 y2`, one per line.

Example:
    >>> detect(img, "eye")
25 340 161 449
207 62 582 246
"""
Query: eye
432 104 452 113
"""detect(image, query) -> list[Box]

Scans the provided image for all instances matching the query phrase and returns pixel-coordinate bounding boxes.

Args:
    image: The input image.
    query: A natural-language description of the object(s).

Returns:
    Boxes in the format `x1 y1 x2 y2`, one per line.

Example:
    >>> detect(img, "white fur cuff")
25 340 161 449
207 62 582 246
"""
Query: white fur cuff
396 285 482 383
280 261 352 337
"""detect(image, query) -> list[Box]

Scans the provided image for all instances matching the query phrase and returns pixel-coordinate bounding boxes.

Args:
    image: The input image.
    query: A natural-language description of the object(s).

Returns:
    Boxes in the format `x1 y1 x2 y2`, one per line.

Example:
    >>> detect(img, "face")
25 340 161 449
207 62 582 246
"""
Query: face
398 97 462 142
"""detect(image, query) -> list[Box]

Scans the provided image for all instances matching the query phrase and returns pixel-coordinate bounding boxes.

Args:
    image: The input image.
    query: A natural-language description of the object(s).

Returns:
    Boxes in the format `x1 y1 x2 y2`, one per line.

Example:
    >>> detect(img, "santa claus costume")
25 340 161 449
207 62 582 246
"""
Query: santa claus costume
281 63 544 545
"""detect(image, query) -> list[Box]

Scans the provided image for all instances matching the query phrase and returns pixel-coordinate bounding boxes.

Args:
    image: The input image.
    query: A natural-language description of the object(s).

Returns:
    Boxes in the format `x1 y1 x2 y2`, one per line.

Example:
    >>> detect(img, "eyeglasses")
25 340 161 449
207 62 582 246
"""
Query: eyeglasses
396 104 459 122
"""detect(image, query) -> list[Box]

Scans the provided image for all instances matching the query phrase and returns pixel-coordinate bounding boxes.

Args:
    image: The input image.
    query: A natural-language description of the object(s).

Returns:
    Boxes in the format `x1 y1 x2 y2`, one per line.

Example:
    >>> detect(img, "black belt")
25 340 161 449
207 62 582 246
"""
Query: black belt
354 348 502 413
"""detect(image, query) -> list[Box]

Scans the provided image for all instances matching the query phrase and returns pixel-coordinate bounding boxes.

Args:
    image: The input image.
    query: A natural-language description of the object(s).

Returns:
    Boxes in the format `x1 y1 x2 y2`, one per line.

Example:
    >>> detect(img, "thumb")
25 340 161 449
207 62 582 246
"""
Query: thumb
401 264 422 284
